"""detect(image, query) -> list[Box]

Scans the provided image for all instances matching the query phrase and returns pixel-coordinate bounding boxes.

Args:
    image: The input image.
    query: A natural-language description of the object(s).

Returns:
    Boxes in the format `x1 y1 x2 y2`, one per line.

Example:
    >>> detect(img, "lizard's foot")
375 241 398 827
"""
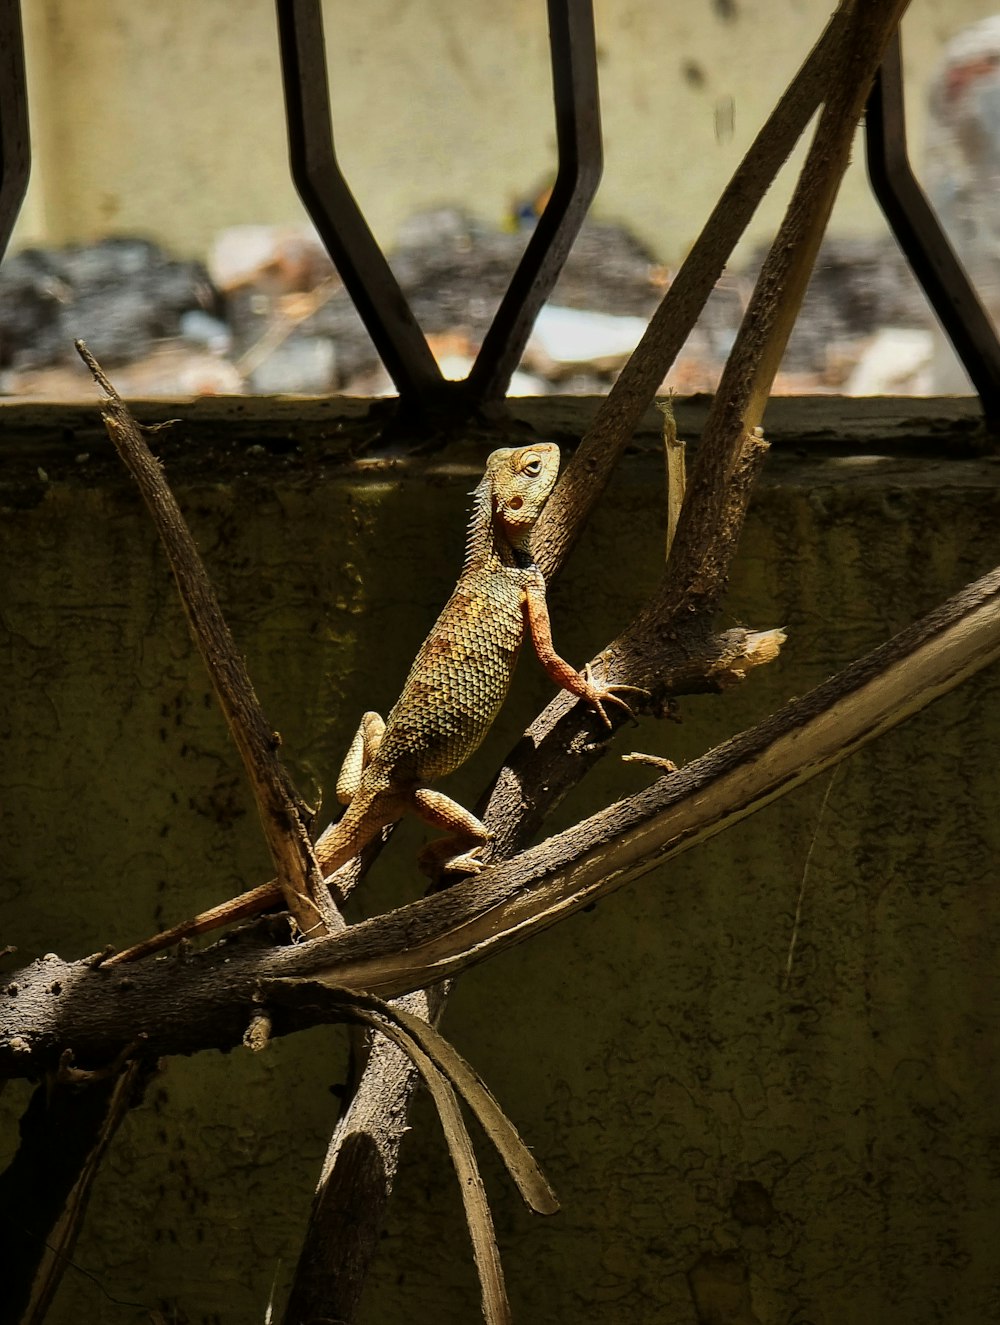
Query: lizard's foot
622 751 679 773
440 847 489 874
413 788 492 880
418 836 492 880
582 665 650 728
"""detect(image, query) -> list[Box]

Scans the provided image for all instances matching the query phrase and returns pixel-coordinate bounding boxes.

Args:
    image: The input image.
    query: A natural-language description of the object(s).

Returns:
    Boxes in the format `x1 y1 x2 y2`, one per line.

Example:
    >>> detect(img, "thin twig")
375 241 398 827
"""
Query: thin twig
657 396 686 562
74 340 343 940
783 766 841 991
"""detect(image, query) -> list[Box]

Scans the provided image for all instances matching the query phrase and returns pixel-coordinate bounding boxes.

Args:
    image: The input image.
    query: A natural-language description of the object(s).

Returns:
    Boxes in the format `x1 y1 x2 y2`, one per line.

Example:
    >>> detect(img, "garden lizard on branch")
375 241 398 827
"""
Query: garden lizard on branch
109 443 642 963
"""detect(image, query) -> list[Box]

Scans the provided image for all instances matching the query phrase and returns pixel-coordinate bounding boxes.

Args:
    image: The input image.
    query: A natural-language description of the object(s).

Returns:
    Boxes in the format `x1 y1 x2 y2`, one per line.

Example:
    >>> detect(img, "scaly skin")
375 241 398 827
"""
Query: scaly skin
109 444 642 963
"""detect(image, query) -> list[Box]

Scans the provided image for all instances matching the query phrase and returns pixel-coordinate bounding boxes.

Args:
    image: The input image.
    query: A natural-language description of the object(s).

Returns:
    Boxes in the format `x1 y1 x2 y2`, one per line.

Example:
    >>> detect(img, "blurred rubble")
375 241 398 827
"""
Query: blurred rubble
0 208 954 401
0 237 217 377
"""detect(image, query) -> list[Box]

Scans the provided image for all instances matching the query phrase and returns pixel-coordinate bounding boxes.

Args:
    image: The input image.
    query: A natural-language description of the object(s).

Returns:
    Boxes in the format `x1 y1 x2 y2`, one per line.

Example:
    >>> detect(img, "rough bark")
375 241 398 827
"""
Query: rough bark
280 988 445 1325
4 552 997 1079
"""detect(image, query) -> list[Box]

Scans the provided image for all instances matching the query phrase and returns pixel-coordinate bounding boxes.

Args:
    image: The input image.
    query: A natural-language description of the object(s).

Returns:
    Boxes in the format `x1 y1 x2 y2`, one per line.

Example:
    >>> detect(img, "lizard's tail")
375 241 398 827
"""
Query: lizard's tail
106 784 399 965
313 782 392 877
105 877 283 965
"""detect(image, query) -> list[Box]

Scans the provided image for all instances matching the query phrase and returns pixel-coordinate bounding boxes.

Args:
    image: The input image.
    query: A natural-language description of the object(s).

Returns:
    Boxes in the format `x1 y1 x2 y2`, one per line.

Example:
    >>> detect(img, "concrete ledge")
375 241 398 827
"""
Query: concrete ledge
0 395 990 495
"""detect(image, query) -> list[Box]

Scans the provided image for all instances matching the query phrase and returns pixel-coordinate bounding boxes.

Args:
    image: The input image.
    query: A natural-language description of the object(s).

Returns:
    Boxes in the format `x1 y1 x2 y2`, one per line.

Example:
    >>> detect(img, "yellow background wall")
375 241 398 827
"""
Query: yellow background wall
11 0 996 265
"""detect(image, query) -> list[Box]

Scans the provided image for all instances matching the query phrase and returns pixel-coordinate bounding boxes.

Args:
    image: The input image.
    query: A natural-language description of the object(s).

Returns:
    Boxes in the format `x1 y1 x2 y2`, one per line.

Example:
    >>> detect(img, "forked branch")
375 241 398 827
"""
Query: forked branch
290 3 912 1316
4 553 999 1076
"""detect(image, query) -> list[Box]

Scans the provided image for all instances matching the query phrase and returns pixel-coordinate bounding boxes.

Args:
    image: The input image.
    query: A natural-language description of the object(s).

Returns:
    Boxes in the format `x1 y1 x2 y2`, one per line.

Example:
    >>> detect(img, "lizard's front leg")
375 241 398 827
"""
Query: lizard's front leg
412 787 493 877
522 578 647 727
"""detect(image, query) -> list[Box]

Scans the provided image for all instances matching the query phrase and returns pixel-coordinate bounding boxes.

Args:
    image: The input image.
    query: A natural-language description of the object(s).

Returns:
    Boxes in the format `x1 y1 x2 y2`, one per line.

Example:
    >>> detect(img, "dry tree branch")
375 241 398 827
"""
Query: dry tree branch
658 0 911 622
3 345 350 1323
277 986 446 1322
74 340 342 942
532 0 852 579
487 0 911 866
4 552 1000 1079
344 1002 511 1325
0 1058 154 1325
41 344 538 1324
298 5 912 1316
275 984 557 1325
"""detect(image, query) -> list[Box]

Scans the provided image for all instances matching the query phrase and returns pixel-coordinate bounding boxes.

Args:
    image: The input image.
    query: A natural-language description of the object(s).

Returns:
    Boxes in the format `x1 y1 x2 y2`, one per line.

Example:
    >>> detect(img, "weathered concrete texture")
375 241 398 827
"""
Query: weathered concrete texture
2 400 1000 1323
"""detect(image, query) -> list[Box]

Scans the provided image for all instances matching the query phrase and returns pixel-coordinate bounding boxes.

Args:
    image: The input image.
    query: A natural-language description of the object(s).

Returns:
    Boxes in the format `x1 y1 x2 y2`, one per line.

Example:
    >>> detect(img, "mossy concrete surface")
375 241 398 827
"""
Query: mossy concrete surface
2 398 999 1323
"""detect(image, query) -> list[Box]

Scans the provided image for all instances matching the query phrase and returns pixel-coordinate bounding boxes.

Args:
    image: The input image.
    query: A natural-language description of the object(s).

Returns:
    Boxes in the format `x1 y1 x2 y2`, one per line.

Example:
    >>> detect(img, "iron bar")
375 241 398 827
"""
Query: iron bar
0 0 30 263
276 0 445 407
467 0 602 401
275 0 600 414
866 28 1000 423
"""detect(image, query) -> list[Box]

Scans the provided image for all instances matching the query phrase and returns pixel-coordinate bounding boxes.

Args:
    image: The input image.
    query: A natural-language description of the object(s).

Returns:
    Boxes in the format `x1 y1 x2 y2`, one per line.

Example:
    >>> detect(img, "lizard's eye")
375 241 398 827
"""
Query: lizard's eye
521 454 542 476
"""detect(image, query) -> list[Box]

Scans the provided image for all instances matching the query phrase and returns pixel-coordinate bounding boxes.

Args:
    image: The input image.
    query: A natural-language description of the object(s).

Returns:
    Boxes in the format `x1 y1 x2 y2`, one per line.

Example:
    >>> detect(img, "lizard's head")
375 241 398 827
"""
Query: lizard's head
485 442 560 548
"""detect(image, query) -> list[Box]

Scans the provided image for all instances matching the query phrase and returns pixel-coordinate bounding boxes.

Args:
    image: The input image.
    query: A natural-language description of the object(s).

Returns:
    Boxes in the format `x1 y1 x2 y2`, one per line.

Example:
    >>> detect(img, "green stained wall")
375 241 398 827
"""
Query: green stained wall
1 399 999 1323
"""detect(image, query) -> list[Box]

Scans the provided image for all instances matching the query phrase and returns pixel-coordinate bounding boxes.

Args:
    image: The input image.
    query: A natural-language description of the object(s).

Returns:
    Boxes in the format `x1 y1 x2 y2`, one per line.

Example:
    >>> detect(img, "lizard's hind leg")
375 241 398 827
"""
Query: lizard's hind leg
336 711 386 804
412 787 493 877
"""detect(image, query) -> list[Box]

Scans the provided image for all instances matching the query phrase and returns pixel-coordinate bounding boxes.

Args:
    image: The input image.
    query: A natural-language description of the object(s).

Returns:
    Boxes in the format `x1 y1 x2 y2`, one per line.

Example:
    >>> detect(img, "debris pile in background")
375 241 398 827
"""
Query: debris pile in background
748 235 935 394
0 211 946 401
0 238 219 376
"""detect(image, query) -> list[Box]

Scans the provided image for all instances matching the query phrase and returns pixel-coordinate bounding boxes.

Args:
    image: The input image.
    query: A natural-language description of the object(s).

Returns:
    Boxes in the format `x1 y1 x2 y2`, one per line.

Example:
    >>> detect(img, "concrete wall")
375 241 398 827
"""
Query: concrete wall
1 398 999 1322
12 0 998 265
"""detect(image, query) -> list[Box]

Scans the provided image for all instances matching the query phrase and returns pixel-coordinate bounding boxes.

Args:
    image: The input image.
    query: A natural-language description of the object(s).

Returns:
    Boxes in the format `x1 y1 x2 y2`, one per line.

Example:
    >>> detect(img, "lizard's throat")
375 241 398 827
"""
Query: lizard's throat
463 478 536 571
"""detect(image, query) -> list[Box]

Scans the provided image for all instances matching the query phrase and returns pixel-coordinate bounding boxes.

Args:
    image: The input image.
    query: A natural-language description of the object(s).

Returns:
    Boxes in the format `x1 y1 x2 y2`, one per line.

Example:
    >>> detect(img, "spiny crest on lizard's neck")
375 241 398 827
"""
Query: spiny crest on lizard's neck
462 443 560 572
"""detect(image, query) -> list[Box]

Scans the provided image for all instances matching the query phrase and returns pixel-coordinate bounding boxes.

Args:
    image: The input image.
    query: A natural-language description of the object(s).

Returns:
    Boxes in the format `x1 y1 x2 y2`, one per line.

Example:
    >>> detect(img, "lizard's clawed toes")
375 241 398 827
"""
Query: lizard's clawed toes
600 687 649 724
582 665 649 728
418 837 492 881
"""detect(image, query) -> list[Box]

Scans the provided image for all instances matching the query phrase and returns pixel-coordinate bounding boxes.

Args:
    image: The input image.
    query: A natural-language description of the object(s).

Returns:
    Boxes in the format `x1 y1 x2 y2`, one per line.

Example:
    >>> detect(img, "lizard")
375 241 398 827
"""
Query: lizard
108 442 643 964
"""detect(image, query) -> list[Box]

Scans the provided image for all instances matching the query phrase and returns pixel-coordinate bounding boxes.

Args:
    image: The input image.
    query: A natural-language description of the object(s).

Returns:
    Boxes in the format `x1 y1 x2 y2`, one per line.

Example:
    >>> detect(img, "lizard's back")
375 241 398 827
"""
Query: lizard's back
374 563 529 783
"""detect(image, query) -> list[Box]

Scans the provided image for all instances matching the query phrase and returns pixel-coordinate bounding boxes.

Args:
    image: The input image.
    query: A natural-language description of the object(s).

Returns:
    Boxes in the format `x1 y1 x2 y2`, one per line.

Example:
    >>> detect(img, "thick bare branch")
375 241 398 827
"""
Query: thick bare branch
286 6 911 1310
280 988 444 1323
4 556 999 1079
662 0 911 613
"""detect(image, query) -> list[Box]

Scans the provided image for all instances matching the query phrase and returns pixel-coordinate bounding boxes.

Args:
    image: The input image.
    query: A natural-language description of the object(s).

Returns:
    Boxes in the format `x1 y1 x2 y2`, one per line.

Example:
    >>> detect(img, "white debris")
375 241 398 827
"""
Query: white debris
844 328 935 396
247 337 336 395
179 309 233 354
208 225 333 294
523 304 647 375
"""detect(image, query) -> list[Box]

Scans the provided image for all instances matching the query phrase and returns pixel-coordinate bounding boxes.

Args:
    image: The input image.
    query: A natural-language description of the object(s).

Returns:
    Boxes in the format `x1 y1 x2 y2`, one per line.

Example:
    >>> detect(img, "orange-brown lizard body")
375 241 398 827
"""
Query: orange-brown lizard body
110 443 639 962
